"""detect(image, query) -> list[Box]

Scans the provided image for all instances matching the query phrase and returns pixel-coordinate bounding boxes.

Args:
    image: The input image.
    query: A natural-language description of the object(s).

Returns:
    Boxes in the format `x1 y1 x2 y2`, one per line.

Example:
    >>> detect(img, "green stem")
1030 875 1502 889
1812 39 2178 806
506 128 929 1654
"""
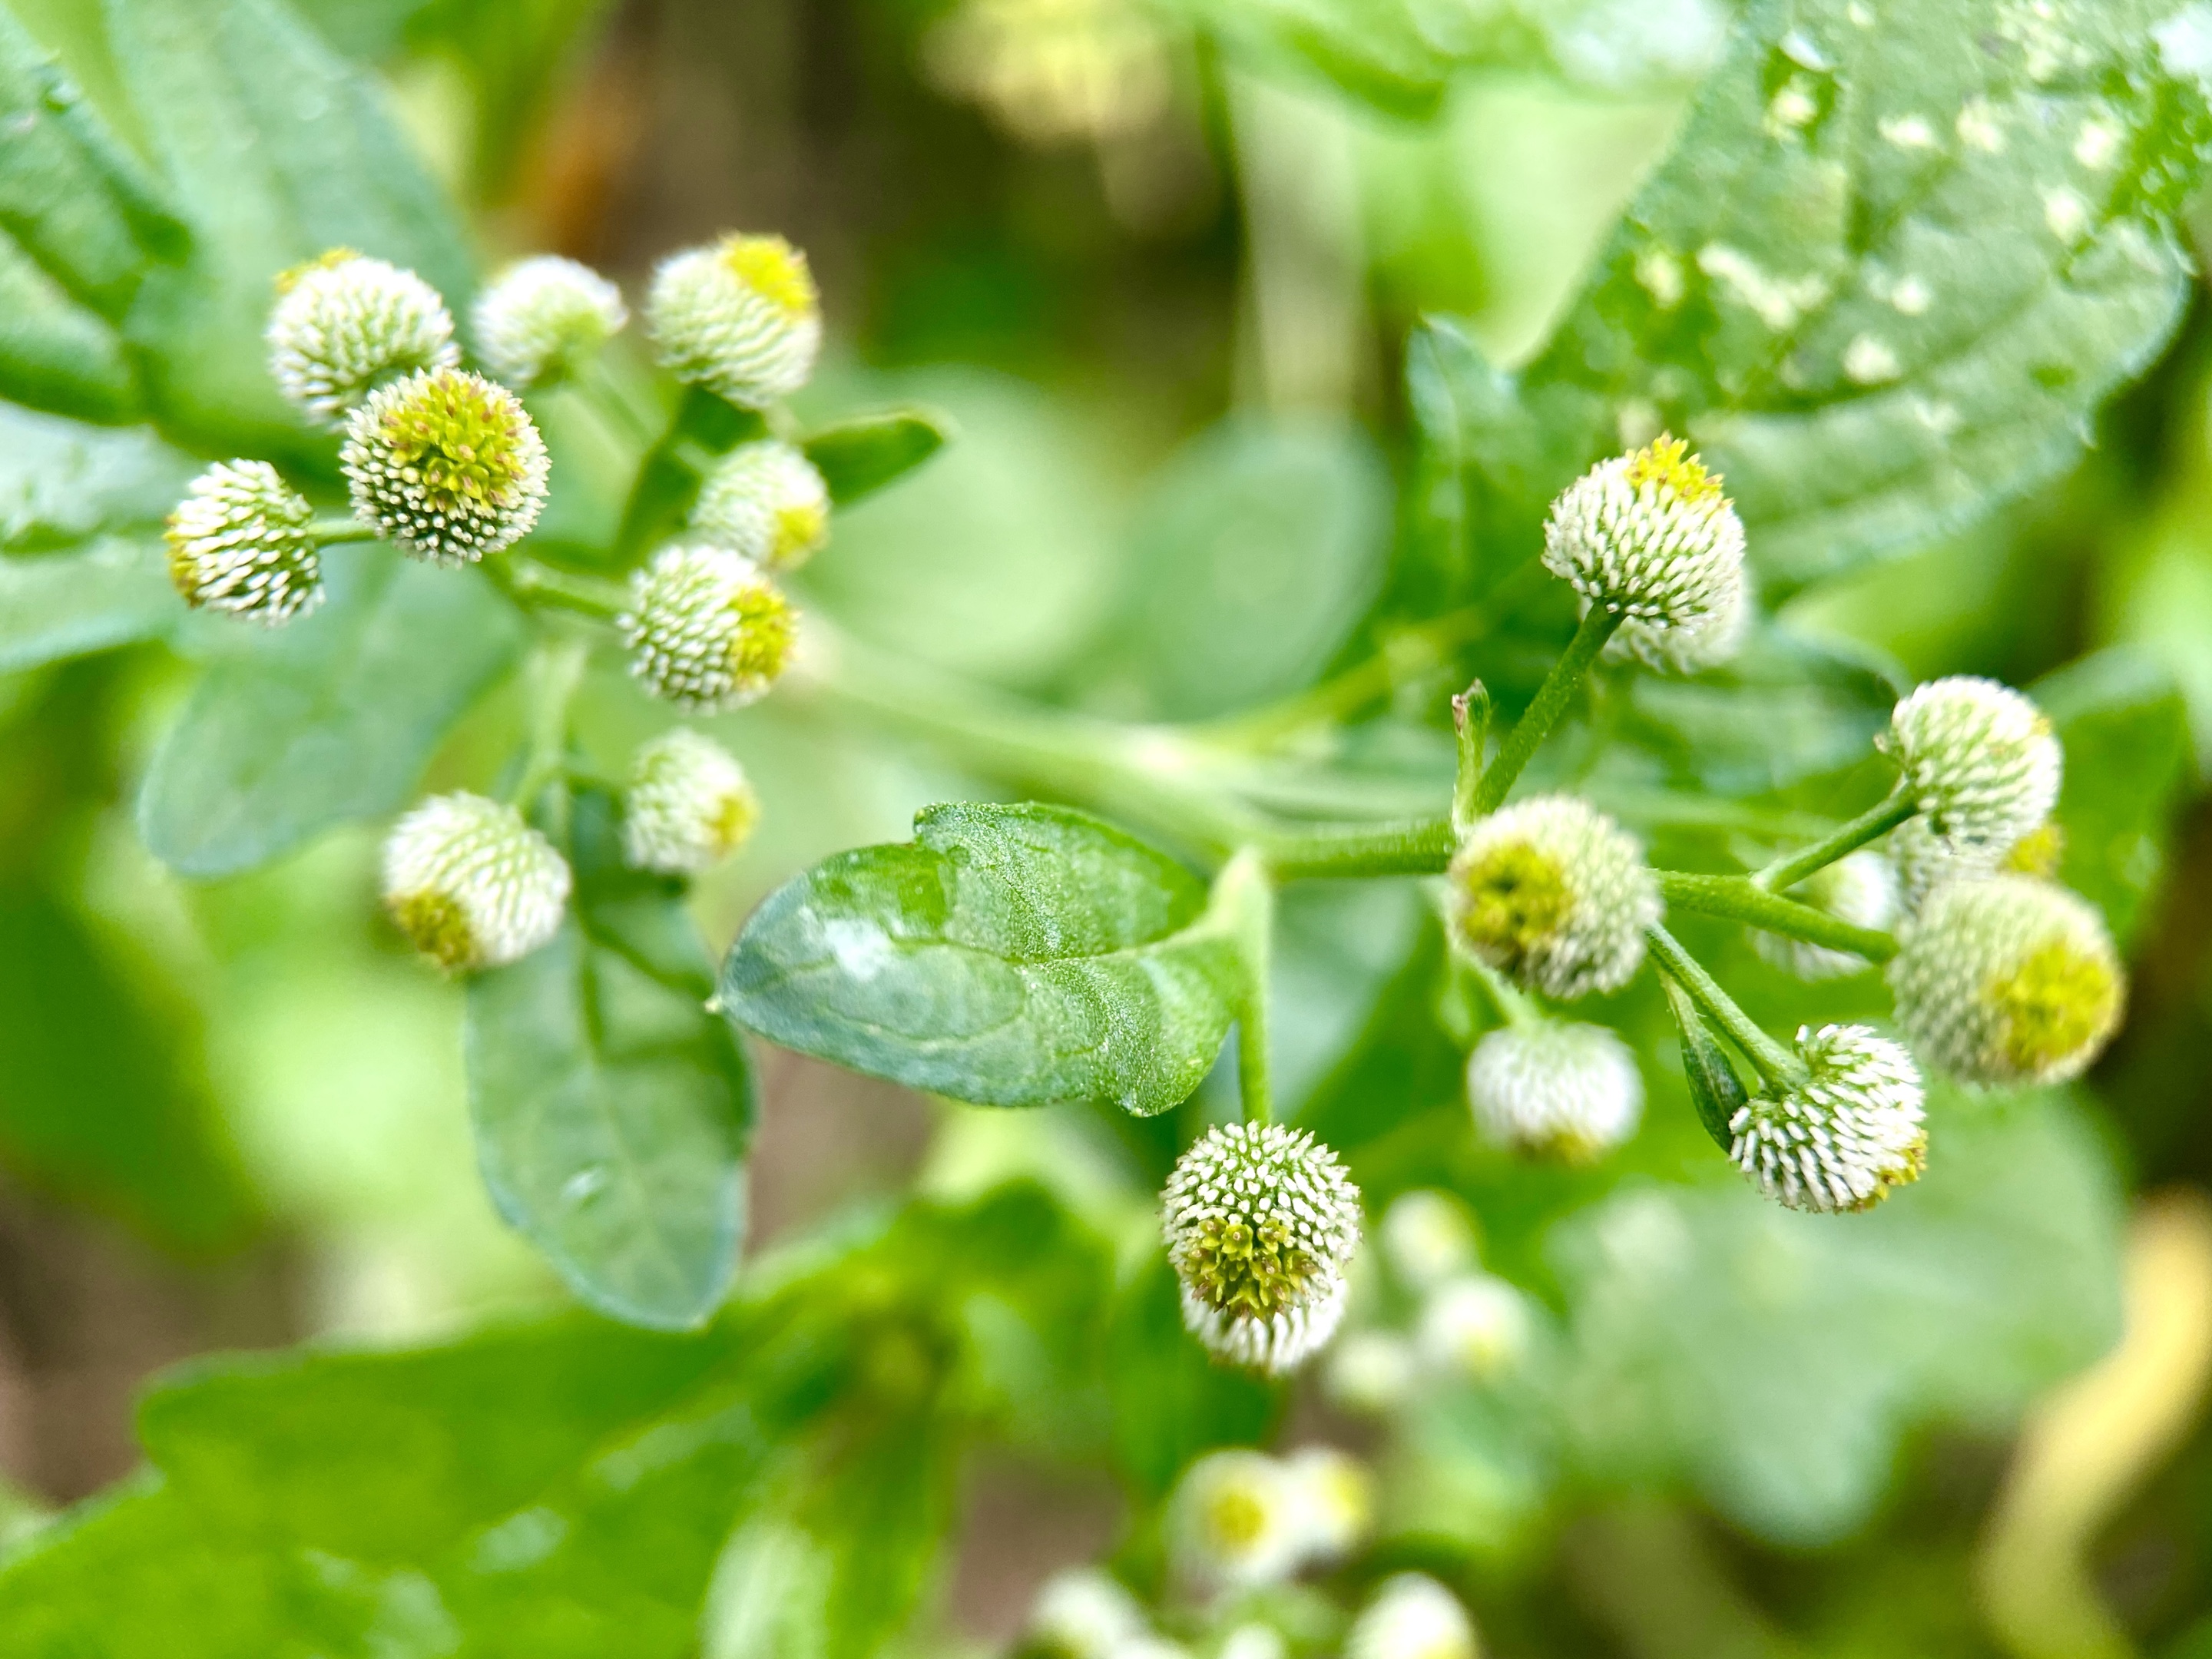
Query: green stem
572 354 659 451
508 636 592 811
486 558 629 622
1258 817 1454 880
1755 790 1916 892
1472 606 1624 814
1210 849 1274 1125
1644 922 1803 1088
1465 955 1541 1028
310 515 379 545
1655 871 1898 963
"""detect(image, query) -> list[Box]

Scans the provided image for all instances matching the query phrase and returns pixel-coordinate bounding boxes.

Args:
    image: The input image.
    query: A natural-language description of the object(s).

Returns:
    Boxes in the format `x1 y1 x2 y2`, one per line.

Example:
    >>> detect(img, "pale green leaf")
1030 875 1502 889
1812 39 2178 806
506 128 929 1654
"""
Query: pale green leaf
801 407 952 508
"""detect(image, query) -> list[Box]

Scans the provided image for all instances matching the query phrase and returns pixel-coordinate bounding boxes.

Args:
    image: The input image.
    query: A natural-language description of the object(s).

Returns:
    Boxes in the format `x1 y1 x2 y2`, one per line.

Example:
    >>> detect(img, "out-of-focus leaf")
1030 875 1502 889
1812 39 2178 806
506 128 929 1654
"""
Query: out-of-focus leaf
803 408 953 508
137 551 525 877
1104 1252 1277 1498
1415 0 2212 591
1662 975 1745 1152
720 803 1243 1117
468 789 755 1332
0 231 140 422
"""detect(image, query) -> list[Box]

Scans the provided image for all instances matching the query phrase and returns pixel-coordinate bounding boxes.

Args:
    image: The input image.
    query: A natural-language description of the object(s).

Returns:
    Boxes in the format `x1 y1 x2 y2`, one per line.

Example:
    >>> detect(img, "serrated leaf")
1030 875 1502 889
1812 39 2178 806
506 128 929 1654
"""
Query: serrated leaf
1416 0 2212 591
1662 974 1747 1152
717 803 1244 1116
467 788 755 1333
801 408 952 508
137 551 525 877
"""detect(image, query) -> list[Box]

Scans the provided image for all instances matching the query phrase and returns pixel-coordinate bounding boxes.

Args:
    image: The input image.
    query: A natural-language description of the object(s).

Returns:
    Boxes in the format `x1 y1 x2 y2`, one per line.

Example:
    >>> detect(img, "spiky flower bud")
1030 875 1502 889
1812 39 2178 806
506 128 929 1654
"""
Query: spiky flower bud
1881 677 2061 853
1379 1189 1477 1290
1446 795 1660 998
381 793 571 972
623 729 760 874
1161 1123 1362 1375
646 233 822 408
342 367 550 565
1888 875 2124 1085
1417 1274 1532 1382
1754 850 1899 980
1324 1331 1419 1416
1543 435 1747 644
1024 1569 1147 1659
1607 573 1749 674
690 440 831 571
164 460 324 625
1284 1445 1373 1564
1167 1450 1303 1588
1346 1575 1479 1659
1729 1025 1926 1212
1465 1021 1644 1161
472 255 628 390
621 545 798 712
267 250 459 427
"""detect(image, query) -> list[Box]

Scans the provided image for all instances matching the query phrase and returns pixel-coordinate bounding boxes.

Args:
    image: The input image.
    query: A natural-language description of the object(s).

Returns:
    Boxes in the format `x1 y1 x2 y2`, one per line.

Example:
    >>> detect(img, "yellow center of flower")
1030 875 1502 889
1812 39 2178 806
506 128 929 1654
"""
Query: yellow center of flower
1624 433 1724 506
276 246 362 293
1203 1486 1271 1552
1452 840 1572 972
709 786 760 859
1989 941 2121 1075
392 888 476 972
2005 821 2065 879
725 583 800 683
1184 1212 1316 1320
773 500 828 564
376 371 533 518
719 234 818 317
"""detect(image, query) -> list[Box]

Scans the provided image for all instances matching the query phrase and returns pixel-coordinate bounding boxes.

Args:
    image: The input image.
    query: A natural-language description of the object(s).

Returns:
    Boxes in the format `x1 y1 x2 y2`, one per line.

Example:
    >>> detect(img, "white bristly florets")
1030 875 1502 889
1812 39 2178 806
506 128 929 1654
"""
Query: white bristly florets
472 255 628 390
1881 677 2061 853
267 250 458 427
623 729 760 874
342 367 550 565
1167 1450 1303 1588
1888 875 2124 1085
1729 1025 1926 1212
646 233 822 408
1543 435 1746 648
1284 1445 1373 1564
381 793 571 972
1160 1123 1363 1375
1465 1021 1644 1161
1379 1189 1476 1290
164 460 324 625
690 439 832 571
1755 850 1899 980
1324 1330 1419 1416
1446 795 1660 998
1025 1568 1147 1659
1345 1575 1480 1659
1607 573 1748 674
621 545 799 712
1417 1274 1532 1382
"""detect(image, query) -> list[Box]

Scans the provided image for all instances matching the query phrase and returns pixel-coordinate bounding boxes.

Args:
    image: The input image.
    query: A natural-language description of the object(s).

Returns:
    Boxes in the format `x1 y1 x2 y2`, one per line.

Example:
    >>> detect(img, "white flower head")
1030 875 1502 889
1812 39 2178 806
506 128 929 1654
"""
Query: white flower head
1729 1024 1926 1212
1604 565 1749 674
1167 1450 1303 1588
1346 1575 1479 1659
646 233 822 408
1446 795 1660 998
1881 676 2062 853
1379 1189 1477 1290
621 545 799 712
1465 1021 1644 1161
1889 813 2002 914
623 728 760 874
1417 1274 1532 1383
1888 874 2124 1085
1755 849 1900 980
1283 1445 1373 1565
1161 1123 1363 1375
1544 435 1747 641
472 255 627 389
267 250 459 427
1025 1568 1147 1659
690 439 832 572
1323 1330 1419 1416
341 367 550 566
382 793 571 971
164 460 325 625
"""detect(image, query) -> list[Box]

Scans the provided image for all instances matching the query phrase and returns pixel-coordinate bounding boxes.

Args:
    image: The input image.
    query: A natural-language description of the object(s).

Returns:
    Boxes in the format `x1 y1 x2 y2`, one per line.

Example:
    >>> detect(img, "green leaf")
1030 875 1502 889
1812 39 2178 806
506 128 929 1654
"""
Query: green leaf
0 229 141 422
1662 975 1747 1153
717 803 1244 1116
467 788 756 1332
617 386 765 561
137 551 525 877
801 408 953 508
1414 0 2212 591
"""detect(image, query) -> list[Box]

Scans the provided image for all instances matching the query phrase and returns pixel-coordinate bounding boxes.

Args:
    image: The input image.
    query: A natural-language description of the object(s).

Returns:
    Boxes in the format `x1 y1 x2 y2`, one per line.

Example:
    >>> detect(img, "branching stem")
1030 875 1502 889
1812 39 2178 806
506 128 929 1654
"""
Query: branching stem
1644 922 1804 1088
1655 871 1898 962
1755 789 1916 892
1472 606 1624 814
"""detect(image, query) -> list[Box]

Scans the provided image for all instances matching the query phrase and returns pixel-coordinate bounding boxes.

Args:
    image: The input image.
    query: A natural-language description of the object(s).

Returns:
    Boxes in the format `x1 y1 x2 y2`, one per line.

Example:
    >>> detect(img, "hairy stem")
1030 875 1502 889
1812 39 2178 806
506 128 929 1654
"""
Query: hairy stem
1656 871 1898 962
309 515 379 545
1211 849 1275 1125
508 635 592 812
1472 606 1624 814
1644 923 1803 1088
1755 789 1916 892
1259 817 1455 879
486 558 629 622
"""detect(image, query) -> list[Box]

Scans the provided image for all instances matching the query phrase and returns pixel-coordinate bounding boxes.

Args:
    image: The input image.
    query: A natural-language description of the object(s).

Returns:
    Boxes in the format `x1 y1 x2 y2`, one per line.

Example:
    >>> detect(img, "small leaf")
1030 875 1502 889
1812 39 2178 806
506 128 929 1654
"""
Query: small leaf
137 550 525 877
616 385 765 560
1662 973 1746 1153
467 789 755 1332
801 407 952 508
718 803 1243 1116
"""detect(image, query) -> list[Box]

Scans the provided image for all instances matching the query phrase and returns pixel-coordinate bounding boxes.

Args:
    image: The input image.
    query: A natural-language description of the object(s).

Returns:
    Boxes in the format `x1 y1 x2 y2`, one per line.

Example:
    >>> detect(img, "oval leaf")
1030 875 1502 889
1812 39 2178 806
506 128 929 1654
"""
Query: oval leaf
801 407 952 507
1662 973 1747 1153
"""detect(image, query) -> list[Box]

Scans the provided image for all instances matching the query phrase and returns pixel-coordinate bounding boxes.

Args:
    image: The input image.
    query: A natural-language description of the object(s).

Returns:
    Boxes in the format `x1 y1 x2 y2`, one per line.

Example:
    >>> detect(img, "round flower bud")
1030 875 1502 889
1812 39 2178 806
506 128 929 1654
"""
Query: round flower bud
381 793 571 971
1465 1021 1644 1161
1417 1274 1532 1382
1025 1568 1147 1659
164 460 324 625
623 728 760 874
1284 1445 1373 1565
267 250 459 427
646 233 822 408
1323 1331 1419 1416
1881 677 2061 853
1543 435 1746 639
690 439 831 572
1161 1123 1363 1375
1888 875 2124 1085
621 545 799 712
1605 567 1749 674
1446 794 1660 998
1167 1450 1303 1588
471 255 628 390
1729 1024 1926 1213
1754 850 1899 981
342 367 550 566
1379 1189 1476 1291
1346 1575 1479 1659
